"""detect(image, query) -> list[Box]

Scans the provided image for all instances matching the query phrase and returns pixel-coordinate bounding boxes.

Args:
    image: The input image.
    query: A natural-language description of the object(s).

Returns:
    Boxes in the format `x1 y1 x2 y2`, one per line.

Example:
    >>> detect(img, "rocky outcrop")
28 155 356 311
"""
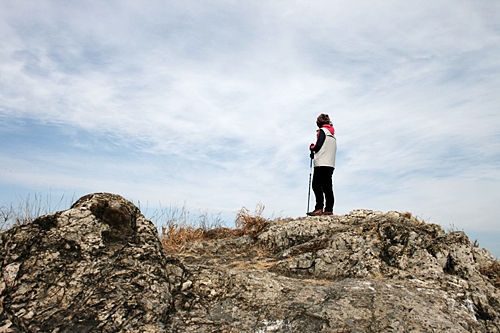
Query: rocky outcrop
168 210 500 332
0 193 184 332
1 194 499 332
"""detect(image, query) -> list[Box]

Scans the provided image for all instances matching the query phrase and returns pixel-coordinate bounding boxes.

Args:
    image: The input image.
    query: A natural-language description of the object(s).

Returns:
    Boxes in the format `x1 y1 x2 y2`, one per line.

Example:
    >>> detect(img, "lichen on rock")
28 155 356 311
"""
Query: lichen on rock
0 193 184 333
170 209 500 332
1 195 499 332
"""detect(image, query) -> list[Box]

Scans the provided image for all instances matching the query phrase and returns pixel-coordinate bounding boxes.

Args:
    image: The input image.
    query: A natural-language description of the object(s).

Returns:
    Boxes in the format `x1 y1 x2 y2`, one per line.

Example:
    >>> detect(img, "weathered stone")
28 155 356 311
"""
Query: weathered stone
1 196 499 332
170 210 500 332
0 193 183 332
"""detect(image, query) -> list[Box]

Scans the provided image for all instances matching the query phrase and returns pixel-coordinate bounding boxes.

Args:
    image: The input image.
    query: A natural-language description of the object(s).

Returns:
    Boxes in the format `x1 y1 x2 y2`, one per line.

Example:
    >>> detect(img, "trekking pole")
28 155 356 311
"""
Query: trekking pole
307 157 313 214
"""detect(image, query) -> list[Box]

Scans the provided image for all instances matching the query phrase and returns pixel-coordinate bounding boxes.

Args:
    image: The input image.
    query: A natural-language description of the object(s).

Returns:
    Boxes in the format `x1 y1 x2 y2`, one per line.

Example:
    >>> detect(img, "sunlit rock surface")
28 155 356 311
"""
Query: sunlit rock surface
1 194 499 332
0 193 182 332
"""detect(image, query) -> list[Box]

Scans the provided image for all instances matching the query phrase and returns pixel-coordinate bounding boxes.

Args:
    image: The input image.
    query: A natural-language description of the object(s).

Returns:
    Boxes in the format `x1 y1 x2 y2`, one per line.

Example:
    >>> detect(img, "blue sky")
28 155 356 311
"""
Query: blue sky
1 1 499 257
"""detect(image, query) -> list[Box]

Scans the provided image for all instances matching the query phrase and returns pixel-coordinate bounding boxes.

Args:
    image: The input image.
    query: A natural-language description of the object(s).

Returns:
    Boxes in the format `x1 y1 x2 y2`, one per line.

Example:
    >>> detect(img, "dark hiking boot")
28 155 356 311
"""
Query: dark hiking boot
307 209 323 216
323 211 333 215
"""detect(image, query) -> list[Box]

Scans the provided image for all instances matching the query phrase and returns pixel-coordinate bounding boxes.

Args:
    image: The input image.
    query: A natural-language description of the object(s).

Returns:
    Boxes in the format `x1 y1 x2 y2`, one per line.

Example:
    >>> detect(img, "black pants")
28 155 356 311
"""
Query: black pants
312 166 335 212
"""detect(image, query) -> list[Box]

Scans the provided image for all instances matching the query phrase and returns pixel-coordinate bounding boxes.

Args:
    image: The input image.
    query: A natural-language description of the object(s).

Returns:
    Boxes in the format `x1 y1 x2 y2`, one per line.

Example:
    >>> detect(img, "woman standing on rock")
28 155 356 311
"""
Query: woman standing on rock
307 114 337 216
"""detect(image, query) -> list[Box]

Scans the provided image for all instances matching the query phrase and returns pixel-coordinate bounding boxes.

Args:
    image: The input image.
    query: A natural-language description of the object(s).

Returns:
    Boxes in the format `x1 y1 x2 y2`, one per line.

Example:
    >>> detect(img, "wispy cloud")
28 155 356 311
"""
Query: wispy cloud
1 1 500 255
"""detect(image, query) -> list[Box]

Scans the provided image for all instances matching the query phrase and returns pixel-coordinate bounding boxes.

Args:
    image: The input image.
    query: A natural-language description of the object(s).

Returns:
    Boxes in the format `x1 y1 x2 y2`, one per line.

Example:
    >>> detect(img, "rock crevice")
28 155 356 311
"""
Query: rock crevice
1 195 499 332
0 193 182 333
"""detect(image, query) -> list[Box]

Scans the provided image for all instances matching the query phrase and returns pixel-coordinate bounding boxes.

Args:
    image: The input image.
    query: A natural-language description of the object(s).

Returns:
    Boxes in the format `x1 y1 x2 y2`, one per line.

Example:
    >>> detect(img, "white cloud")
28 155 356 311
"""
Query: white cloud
1 0 500 254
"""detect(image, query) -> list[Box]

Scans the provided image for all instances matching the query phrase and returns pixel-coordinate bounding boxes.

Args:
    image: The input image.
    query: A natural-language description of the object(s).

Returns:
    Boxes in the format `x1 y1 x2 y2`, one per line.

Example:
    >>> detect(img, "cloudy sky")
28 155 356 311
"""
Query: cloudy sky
1 1 499 256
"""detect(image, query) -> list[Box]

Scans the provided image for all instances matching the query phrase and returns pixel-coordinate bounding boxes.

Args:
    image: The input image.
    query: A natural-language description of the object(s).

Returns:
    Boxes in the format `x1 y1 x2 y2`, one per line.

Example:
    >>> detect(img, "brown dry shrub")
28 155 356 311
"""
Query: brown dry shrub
160 224 206 253
154 204 228 253
203 227 239 239
159 203 272 253
401 211 413 219
234 203 270 238
479 259 500 288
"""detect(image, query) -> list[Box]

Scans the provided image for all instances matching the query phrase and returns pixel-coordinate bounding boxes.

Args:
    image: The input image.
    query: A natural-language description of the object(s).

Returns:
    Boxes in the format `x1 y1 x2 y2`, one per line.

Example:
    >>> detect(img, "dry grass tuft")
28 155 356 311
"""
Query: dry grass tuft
159 203 273 253
401 212 413 219
1 193 72 232
479 259 500 288
0 205 18 231
154 204 226 253
160 225 240 253
447 223 464 233
234 203 271 238
400 211 427 225
1 194 274 255
160 224 206 253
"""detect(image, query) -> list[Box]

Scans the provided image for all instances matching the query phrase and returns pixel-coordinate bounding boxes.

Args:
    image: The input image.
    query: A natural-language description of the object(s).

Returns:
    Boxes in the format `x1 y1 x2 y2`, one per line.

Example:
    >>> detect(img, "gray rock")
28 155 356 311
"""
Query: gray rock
170 210 500 332
1 195 499 332
0 193 184 332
